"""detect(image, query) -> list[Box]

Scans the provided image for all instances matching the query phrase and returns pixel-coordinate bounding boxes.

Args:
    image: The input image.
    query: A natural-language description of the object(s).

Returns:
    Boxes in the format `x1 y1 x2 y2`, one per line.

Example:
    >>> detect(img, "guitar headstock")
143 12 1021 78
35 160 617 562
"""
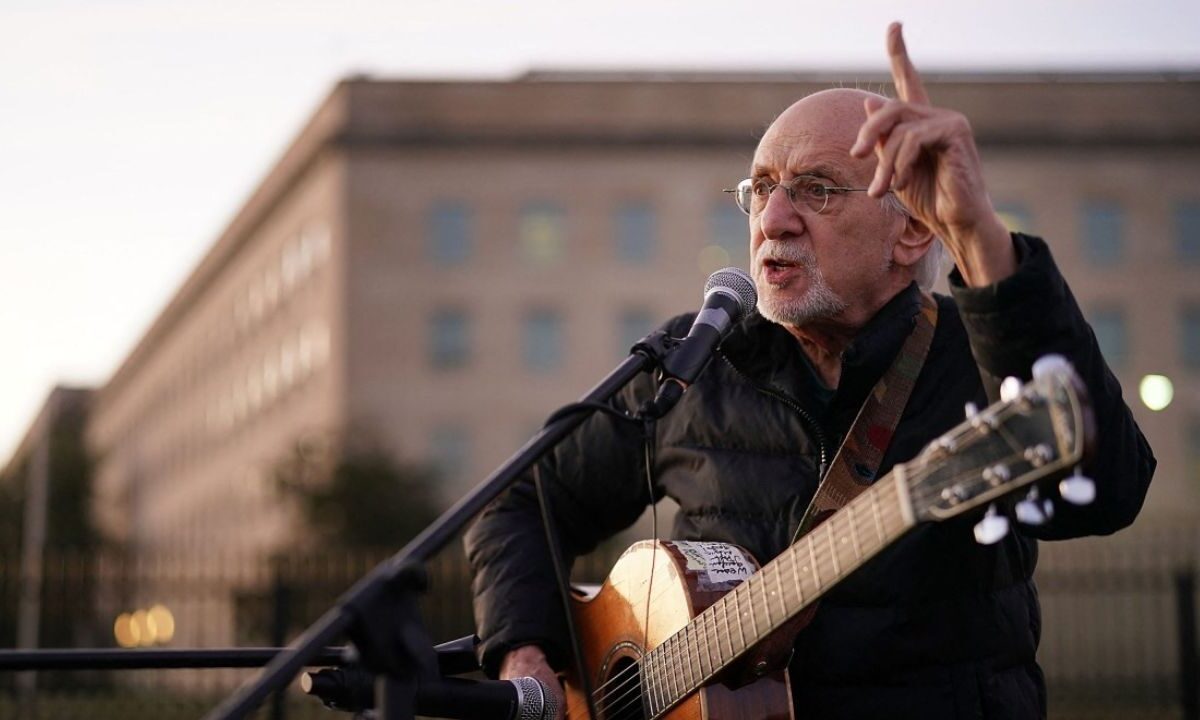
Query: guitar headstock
907 355 1094 527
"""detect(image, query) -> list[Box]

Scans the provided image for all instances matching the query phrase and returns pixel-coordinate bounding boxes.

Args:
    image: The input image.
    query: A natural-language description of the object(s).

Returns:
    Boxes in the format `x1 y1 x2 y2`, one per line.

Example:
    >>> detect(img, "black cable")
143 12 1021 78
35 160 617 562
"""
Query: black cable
533 463 600 720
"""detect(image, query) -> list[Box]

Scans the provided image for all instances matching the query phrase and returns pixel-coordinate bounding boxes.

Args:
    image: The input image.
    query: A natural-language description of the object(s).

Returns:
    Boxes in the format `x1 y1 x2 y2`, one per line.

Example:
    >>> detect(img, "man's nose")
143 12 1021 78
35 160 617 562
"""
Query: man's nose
758 186 804 239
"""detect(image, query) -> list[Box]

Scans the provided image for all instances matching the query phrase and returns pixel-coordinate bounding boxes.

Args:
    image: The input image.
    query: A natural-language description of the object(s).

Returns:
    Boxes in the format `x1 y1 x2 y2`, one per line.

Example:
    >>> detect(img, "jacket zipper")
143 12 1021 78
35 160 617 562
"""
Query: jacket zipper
718 351 831 478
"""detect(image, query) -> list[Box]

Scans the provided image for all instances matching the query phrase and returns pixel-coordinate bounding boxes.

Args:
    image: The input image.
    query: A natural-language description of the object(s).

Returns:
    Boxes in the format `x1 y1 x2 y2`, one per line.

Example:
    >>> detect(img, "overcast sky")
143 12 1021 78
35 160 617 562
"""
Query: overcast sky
1 0 1198 463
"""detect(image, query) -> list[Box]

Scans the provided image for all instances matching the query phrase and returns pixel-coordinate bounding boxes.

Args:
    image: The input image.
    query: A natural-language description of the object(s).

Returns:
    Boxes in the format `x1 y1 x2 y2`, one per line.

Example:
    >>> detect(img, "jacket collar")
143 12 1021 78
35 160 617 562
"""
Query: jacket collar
721 282 925 409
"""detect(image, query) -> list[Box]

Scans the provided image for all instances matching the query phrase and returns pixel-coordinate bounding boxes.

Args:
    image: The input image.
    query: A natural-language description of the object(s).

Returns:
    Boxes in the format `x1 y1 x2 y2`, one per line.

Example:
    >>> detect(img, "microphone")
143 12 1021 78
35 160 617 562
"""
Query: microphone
647 267 757 417
302 669 559 719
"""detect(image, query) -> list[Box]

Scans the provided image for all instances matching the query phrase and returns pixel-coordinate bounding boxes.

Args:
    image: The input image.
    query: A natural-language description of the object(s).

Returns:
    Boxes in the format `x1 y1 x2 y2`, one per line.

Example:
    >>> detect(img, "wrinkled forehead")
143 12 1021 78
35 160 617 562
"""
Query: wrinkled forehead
751 91 876 183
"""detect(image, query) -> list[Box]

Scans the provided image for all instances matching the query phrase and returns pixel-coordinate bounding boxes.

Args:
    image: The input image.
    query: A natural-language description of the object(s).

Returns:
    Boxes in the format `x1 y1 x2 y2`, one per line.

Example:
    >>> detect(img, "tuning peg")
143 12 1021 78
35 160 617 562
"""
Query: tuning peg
999 376 1023 403
1058 467 1096 506
1015 488 1053 525
964 402 979 419
1031 354 1072 382
973 504 1010 545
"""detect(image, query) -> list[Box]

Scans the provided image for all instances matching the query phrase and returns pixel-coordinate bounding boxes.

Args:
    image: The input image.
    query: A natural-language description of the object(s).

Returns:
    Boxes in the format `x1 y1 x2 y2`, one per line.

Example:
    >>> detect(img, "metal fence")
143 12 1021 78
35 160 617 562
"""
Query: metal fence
0 522 1196 720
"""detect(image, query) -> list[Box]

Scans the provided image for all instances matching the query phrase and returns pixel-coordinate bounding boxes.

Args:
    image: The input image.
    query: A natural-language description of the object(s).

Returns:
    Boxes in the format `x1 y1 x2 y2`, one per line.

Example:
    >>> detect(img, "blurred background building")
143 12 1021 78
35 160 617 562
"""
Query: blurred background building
2 72 1198 717
73 71 1200 556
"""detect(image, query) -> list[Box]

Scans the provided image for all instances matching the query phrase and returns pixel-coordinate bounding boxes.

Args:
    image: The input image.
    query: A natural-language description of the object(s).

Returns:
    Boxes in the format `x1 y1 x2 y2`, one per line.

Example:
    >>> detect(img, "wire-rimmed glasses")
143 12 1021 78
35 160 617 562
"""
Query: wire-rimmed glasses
723 176 878 217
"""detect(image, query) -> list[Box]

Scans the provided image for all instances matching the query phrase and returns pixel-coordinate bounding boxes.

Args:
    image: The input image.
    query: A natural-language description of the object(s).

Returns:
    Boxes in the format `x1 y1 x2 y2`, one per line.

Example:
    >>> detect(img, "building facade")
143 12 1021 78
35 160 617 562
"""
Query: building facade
80 72 1200 561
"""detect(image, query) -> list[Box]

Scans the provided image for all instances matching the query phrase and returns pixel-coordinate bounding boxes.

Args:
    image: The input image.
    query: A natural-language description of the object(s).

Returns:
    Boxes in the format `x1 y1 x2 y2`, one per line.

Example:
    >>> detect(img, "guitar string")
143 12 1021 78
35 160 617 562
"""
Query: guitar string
623 441 1029 715
581 458 983 719
586 449 1000 719
640 442 1043 710
581 483 910 719
569 398 1060 717
581 486 911 720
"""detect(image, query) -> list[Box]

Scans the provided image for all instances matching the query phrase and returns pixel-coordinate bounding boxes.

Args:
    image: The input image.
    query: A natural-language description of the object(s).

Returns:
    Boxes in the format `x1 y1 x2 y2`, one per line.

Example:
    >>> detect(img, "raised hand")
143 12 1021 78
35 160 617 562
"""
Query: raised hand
850 22 1016 287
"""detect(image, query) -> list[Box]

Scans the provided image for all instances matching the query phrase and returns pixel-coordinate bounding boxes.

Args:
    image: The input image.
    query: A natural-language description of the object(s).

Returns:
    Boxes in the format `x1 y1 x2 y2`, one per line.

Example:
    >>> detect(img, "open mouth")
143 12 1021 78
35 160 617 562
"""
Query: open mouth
760 258 804 284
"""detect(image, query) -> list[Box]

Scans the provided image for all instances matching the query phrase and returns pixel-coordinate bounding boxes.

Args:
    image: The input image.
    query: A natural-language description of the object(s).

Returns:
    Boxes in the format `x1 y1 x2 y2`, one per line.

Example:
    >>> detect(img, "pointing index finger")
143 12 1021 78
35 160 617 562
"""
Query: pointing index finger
887 22 929 105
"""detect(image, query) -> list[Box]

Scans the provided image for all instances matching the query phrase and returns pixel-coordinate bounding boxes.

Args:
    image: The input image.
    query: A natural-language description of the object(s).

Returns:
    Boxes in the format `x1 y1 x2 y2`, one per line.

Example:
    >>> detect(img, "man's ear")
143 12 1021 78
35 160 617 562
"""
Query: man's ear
891 214 936 269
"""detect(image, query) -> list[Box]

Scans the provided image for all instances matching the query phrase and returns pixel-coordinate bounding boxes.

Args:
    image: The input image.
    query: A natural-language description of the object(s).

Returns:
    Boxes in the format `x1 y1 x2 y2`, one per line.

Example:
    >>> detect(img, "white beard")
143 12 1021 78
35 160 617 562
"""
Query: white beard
752 241 848 326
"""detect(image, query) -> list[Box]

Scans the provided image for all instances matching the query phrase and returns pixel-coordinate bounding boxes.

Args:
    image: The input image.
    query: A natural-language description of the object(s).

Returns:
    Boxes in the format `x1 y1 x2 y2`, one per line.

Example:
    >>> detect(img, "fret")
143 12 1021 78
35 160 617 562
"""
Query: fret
742 582 760 639
730 584 748 652
699 612 715 679
789 545 805 609
807 537 822 593
869 485 886 545
685 626 700 689
757 574 774 629
676 630 690 694
716 597 730 665
773 561 788 621
643 657 660 719
659 638 674 702
644 652 660 717
656 647 668 711
690 616 704 681
826 519 841 578
847 501 863 559
657 643 667 705
669 635 684 700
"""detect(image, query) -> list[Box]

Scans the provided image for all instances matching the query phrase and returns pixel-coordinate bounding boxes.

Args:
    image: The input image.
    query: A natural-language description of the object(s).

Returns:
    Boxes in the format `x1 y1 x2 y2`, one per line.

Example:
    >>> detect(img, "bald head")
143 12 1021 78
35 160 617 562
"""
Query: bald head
758 89 887 183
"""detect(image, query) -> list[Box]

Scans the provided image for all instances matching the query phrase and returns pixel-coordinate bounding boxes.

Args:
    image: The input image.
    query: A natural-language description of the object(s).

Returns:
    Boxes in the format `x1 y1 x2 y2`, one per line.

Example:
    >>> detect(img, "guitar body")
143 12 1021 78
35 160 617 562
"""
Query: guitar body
564 540 794 720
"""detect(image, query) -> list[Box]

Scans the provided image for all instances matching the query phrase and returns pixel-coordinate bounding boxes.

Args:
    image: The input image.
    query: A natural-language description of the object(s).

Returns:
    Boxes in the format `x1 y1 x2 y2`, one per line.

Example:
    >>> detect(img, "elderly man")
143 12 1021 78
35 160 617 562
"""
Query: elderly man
466 23 1154 719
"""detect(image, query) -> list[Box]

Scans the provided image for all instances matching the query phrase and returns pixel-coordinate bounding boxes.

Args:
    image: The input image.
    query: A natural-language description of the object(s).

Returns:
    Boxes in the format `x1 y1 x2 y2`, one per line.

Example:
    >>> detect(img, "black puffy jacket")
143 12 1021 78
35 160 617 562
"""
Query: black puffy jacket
465 235 1155 719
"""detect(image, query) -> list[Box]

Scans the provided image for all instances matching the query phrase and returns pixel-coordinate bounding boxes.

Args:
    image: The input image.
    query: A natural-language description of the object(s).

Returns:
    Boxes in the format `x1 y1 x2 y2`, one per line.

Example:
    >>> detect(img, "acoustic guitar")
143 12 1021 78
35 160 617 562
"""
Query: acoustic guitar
562 356 1094 719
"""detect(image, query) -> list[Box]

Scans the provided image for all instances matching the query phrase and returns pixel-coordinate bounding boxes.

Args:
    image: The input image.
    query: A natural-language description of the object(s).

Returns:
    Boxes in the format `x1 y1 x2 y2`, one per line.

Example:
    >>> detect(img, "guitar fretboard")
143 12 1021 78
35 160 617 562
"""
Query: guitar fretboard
638 471 917 718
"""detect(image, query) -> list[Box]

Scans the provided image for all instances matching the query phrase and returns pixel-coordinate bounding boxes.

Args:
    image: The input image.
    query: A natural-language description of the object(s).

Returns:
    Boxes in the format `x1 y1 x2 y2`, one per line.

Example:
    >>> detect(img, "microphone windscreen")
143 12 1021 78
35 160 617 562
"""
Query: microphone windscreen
511 676 558 720
704 267 757 319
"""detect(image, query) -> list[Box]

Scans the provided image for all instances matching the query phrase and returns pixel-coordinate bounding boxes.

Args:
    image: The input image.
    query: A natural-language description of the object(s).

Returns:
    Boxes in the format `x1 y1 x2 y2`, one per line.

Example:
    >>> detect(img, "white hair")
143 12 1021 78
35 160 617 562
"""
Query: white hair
881 193 944 291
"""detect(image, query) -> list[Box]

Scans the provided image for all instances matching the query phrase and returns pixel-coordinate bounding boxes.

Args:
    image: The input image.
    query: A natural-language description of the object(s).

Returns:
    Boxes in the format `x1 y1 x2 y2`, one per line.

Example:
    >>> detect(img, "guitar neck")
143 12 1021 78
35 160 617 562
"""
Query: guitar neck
640 469 918 717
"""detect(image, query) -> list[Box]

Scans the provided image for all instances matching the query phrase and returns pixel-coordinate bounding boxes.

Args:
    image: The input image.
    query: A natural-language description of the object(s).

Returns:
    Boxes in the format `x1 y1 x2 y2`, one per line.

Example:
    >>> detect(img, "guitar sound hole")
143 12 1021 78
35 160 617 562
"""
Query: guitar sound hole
596 656 647 720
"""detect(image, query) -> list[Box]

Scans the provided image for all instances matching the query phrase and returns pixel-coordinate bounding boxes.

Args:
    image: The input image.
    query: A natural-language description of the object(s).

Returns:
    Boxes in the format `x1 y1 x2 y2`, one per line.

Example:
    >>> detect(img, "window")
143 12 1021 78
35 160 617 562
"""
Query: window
1081 201 1124 267
429 202 472 265
523 309 563 372
430 309 470 369
994 202 1032 234
618 309 656 358
430 425 471 485
519 203 566 265
1175 201 1200 264
704 205 749 271
1183 304 1200 370
615 203 656 263
1089 307 1127 369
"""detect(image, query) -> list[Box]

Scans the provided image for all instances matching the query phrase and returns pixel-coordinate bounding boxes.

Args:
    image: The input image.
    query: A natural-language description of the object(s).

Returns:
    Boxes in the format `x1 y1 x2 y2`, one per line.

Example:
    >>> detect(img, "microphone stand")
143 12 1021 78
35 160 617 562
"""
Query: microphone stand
0 635 480 675
205 331 678 720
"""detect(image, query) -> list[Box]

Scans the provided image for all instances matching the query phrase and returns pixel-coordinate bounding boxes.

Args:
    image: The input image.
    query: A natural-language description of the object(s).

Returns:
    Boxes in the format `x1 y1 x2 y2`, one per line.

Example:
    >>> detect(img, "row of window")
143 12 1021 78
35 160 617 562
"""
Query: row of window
428 199 1200 268
996 201 1200 266
429 201 747 267
430 303 1200 374
234 222 331 332
205 322 331 434
1089 305 1200 369
430 309 657 372
102 221 333 462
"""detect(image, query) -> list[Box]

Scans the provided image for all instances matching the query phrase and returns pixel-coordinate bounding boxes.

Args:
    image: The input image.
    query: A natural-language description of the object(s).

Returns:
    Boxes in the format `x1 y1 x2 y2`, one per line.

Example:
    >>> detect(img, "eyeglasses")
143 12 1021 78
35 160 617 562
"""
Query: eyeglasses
723 175 879 217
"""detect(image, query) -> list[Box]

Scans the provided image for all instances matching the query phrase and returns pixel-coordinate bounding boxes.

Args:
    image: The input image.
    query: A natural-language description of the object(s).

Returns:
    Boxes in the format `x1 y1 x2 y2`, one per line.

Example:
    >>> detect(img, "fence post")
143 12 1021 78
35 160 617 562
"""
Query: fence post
1178 569 1198 720
271 563 292 720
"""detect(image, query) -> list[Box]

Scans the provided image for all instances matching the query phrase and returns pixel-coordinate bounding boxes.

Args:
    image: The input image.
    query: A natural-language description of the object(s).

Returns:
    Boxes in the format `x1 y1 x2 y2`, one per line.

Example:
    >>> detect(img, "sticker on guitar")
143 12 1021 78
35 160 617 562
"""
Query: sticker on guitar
668 541 755 589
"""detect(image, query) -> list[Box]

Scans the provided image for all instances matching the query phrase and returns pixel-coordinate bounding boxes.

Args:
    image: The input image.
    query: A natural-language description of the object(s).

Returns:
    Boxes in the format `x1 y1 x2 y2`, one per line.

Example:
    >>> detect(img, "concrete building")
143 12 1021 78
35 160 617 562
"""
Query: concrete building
78 72 1200 561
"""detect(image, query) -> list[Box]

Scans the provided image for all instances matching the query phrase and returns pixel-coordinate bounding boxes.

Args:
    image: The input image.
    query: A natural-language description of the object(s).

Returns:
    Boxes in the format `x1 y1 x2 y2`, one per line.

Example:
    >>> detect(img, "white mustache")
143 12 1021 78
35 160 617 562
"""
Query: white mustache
754 241 816 268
